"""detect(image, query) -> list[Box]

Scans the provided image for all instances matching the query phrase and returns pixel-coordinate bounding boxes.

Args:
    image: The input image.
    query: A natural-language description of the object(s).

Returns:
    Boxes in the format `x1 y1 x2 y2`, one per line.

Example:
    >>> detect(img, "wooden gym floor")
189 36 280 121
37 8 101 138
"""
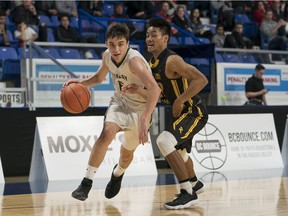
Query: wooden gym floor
1 167 288 216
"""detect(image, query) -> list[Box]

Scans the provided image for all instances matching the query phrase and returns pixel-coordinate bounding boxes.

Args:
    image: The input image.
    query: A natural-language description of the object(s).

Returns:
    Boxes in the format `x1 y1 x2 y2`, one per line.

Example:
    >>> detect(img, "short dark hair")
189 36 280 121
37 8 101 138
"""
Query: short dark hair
114 2 123 7
147 18 171 38
58 13 70 21
216 24 224 29
266 8 273 14
176 5 185 12
161 1 170 6
14 18 25 26
234 22 243 27
255 64 265 71
106 22 130 41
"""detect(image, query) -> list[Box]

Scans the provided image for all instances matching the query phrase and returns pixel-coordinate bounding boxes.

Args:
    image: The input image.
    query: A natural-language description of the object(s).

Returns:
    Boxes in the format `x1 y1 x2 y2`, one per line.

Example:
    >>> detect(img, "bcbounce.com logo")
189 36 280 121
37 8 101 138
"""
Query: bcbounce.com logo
191 122 227 170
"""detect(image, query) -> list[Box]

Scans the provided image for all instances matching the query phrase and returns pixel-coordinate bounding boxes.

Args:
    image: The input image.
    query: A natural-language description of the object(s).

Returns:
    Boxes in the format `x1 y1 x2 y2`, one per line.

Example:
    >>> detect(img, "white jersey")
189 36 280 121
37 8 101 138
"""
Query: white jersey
104 48 151 111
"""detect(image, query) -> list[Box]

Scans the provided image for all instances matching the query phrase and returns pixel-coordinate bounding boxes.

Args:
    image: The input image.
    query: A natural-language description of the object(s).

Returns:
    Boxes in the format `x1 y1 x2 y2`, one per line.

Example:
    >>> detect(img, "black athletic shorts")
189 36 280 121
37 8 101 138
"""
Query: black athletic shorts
166 103 208 153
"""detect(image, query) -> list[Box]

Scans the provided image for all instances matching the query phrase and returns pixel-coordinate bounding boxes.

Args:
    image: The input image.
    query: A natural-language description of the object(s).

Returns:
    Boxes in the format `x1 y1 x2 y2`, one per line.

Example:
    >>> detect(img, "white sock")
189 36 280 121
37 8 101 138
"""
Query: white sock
113 164 126 177
85 165 98 180
180 181 193 194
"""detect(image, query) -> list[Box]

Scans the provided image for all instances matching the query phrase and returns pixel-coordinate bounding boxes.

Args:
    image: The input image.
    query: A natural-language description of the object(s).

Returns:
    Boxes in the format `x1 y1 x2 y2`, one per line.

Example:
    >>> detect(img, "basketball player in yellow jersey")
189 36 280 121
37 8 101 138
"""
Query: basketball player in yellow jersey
65 23 161 201
147 18 209 210
123 18 208 210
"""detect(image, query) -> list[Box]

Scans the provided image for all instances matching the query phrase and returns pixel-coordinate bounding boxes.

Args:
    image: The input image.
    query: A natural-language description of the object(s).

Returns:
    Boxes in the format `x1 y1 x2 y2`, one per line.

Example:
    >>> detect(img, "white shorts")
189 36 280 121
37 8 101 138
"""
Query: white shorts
105 97 150 151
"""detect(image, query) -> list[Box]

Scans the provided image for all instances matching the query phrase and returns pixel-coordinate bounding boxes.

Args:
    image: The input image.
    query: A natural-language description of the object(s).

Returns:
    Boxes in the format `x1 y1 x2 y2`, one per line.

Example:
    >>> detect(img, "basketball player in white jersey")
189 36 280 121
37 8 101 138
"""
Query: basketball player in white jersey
65 23 161 201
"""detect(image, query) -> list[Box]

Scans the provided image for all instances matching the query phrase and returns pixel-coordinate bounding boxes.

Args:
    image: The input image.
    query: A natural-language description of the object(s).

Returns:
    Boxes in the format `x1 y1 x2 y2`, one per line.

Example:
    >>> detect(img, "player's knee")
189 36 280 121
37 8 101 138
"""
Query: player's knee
178 149 189 162
98 129 115 145
156 131 177 157
120 145 134 162
121 139 138 151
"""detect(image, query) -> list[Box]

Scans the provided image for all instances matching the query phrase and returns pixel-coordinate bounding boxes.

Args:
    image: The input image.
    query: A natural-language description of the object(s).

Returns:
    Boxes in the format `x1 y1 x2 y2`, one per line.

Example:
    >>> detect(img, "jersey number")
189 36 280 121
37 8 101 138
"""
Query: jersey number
118 80 124 91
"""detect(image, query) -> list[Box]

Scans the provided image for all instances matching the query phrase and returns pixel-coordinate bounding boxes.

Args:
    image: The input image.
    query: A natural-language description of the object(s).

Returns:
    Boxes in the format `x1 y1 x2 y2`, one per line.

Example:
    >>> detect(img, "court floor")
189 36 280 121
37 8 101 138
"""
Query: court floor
1 167 288 216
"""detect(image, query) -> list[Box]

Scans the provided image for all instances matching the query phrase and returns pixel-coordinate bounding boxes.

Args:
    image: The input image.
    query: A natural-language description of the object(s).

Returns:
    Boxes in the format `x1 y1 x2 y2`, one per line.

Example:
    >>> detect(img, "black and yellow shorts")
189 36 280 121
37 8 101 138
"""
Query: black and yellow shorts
166 103 208 153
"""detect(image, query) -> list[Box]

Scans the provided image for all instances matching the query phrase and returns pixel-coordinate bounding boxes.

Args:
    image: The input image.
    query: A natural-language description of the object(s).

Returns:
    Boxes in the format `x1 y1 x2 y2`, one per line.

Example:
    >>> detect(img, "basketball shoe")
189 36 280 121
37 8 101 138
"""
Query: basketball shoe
164 189 199 210
193 180 205 194
71 177 93 201
105 164 125 199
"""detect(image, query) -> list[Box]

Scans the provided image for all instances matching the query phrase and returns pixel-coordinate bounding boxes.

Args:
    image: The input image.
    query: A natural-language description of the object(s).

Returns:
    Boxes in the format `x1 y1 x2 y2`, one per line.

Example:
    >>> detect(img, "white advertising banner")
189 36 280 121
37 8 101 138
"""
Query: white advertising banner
190 114 283 172
0 157 4 184
29 116 157 181
217 63 288 105
0 156 4 197
282 117 288 167
0 91 24 107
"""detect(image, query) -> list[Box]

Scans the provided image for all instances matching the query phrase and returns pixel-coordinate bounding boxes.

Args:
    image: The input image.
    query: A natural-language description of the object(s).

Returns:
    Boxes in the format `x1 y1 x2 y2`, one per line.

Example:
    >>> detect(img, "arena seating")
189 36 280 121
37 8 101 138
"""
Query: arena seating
168 36 179 45
40 48 61 59
47 29 56 42
59 48 82 59
0 47 20 81
222 53 241 63
240 53 258 63
1 1 287 85
234 13 251 24
18 47 40 59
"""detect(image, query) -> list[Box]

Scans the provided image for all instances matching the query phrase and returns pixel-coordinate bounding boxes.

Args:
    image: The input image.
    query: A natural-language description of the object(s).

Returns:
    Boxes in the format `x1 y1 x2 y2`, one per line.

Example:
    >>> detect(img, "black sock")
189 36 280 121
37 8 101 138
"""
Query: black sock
190 176 198 183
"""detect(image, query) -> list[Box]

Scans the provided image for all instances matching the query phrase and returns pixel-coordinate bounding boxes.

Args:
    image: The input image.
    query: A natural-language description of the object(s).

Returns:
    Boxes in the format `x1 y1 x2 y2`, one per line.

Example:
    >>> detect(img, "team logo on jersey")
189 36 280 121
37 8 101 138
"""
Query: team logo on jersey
179 126 183 134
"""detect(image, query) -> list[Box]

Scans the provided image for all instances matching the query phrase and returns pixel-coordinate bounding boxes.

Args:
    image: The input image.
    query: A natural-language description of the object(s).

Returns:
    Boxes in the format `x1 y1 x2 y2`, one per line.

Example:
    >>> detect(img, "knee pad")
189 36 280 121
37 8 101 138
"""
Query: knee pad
178 149 189 162
156 131 177 157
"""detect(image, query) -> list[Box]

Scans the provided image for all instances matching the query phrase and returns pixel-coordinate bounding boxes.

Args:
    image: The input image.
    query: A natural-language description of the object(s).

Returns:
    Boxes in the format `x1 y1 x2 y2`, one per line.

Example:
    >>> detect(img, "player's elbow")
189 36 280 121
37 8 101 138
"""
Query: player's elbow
150 83 161 100
155 85 161 97
201 75 209 88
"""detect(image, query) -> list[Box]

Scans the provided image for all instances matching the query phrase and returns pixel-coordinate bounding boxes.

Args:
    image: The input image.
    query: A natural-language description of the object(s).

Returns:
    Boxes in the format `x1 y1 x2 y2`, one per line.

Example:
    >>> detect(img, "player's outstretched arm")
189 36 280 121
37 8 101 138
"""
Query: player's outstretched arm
63 55 109 88
80 55 109 87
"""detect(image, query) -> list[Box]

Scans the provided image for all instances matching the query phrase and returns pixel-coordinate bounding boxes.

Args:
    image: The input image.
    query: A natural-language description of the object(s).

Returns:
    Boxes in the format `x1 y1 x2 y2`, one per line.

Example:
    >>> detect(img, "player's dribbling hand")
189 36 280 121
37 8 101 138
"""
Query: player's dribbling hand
139 115 149 145
62 79 79 91
172 98 184 117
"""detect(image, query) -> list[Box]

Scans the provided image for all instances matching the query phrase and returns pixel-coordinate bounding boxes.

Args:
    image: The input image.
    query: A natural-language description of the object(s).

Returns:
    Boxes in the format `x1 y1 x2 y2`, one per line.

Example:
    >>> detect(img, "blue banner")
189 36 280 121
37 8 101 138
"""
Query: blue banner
224 68 288 91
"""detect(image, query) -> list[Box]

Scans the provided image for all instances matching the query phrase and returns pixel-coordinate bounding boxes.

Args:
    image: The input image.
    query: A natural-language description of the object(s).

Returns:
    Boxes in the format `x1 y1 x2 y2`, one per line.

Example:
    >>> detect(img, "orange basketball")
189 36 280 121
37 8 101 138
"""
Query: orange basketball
60 83 90 114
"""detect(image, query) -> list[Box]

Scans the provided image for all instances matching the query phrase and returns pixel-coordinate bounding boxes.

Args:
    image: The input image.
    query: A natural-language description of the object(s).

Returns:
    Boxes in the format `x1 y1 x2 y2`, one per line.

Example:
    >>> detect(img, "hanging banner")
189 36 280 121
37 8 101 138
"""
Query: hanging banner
282 117 288 168
0 156 4 196
0 157 4 184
